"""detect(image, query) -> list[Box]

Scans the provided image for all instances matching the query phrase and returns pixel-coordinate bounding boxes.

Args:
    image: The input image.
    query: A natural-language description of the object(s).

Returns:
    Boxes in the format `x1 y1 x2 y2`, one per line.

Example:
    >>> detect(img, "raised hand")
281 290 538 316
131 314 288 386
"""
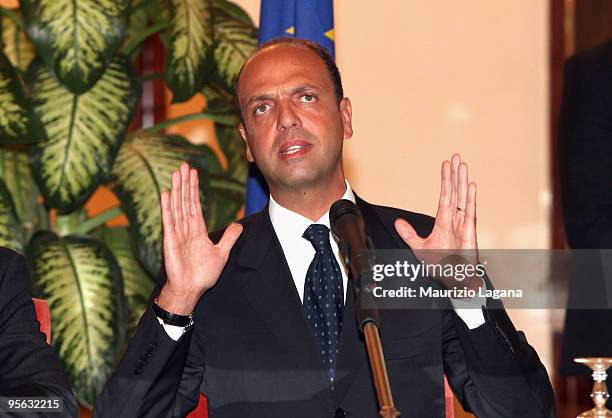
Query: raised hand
394 154 479 287
156 163 243 315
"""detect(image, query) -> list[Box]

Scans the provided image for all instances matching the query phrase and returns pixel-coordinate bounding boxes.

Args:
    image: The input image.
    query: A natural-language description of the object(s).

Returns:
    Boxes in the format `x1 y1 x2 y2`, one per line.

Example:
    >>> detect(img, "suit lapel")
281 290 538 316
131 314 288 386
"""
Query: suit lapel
235 208 332 388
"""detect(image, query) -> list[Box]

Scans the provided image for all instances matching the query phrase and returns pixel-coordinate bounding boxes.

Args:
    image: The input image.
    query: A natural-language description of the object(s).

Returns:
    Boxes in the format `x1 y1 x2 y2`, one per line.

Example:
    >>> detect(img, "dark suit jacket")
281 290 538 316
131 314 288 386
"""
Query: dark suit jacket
559 39 612 375
95 197 554 417
0 247 78 417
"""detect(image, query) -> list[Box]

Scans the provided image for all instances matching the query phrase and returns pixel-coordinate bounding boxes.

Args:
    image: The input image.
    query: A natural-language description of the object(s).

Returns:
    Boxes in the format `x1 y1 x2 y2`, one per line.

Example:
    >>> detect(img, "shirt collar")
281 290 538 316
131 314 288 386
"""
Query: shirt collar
269 180 356 240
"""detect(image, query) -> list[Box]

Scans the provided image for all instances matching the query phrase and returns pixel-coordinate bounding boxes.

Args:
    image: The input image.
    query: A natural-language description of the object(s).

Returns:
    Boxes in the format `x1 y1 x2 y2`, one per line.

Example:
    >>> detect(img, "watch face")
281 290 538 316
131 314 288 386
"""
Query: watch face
186 316 195 328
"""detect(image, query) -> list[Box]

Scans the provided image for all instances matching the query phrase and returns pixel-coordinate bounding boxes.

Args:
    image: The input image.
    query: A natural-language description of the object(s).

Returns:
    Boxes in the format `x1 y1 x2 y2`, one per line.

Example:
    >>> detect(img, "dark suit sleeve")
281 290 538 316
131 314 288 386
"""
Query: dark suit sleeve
560 51 612 249
93 284 203 418
172 321 206 417
442 306 556 417
0 249 78 418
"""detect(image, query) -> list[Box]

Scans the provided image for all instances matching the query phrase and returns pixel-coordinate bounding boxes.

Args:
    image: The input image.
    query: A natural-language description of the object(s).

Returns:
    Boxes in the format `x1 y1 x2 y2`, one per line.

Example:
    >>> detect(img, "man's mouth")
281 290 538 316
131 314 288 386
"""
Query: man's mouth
278 141 312 159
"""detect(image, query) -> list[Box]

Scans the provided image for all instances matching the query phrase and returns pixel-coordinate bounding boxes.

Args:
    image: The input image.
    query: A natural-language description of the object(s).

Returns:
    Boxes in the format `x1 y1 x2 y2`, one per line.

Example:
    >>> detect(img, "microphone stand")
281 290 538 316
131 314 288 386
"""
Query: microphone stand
339 241 401 418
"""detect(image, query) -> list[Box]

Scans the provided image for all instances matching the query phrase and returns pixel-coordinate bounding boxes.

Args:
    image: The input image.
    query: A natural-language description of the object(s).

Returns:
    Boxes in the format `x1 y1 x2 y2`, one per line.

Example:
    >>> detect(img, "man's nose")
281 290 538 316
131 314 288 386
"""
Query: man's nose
276 100 301 131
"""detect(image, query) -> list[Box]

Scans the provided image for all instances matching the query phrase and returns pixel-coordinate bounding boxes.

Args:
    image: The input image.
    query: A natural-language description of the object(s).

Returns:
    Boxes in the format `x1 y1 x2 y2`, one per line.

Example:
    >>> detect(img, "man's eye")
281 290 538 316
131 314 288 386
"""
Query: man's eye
253 104 270 115
301 94 316 103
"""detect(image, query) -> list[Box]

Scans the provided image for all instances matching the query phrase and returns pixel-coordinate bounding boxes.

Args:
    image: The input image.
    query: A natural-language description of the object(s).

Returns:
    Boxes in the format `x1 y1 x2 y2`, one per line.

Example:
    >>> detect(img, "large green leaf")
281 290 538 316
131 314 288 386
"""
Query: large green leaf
0 147 43 242
0 51 43 144
27 56 140 213
0 178 23 252
26 232 126 406
96 227 154 334
110 133 215 276
0 9 36 72
207 172 244 230
214 0 254 26
202 82 240 117
211 0 257 90
215 124 246 183
21 0 130 94
123 0 168 57
165 0 214 102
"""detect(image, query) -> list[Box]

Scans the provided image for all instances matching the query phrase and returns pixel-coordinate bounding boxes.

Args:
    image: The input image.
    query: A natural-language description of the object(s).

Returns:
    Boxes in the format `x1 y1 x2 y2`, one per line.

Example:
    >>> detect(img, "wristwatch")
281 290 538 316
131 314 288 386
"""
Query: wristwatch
152 299 194 327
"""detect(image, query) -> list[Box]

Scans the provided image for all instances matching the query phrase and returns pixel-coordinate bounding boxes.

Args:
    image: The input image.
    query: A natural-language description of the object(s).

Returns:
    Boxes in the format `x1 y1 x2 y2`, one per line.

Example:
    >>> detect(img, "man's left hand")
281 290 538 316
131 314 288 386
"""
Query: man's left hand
394 154 480 288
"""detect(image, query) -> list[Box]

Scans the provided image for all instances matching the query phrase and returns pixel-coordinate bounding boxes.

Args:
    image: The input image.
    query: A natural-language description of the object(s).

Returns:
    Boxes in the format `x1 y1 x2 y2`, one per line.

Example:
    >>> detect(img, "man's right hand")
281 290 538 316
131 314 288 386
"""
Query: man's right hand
156 162 243 315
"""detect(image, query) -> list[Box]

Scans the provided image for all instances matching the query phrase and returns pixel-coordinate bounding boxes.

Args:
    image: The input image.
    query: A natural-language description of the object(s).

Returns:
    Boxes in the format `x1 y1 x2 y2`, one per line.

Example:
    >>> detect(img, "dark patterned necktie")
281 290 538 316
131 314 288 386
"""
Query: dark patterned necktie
302 224 344 385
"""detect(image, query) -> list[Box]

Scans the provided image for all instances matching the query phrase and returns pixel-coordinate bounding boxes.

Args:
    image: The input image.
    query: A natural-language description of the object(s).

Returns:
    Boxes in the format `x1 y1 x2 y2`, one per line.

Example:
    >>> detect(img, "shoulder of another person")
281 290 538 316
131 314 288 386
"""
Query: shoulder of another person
0 246 25 294
0 246 24 272
568 40 612 85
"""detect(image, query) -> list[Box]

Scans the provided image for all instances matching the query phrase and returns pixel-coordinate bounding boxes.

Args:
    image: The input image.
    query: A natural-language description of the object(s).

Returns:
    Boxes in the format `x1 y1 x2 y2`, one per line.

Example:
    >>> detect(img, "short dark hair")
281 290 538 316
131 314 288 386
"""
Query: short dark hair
234 37 344 119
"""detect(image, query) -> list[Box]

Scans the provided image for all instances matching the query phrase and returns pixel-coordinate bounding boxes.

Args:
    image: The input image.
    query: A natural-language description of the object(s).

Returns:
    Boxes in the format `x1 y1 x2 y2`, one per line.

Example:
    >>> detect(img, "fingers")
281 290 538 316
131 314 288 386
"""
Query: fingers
466 182 477 223
189 168 206 227
438 160 451 209
169 162 209 240
170 163 193 237
450 154 460 208
180 163 191 221
456 161 468 212
217 223 244 256
171 170 182 227
161 190 173 234
189 168 198 216
394 218 424 250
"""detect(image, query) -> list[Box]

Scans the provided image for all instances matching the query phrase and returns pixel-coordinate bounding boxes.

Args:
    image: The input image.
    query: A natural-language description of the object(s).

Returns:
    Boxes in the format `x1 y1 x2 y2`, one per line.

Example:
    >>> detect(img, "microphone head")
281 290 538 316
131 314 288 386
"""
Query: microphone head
329 199 363 231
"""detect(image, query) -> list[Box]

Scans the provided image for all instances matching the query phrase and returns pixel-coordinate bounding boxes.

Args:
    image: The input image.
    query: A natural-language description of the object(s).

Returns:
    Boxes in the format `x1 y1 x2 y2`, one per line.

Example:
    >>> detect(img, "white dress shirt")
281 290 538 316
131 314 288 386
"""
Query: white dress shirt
160 180 485 340
268 181 354 304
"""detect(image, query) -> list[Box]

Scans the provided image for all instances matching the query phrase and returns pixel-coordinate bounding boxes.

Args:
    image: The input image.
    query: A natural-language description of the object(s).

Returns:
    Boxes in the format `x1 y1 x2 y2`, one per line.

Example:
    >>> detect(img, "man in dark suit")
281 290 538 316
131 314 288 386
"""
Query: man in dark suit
0 247 78 417
560 40 612 376
95 38 555 417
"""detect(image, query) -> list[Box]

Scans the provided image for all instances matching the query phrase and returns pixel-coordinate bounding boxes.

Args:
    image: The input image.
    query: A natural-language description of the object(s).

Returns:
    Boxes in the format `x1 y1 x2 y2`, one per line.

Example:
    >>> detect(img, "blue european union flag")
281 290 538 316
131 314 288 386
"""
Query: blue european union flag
244 0 336 215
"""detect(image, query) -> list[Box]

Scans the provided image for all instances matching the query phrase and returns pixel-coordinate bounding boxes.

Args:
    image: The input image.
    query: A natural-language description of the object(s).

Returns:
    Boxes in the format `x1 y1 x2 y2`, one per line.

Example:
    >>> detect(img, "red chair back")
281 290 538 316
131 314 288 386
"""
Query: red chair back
188 378 455 417
188 394 208 417
32 298 51 344
444 375 454 418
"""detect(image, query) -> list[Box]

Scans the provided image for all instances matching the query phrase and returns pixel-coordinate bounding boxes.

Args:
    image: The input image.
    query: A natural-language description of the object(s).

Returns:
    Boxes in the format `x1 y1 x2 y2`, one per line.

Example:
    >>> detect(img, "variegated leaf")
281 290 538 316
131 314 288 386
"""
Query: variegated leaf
202 82 240 116
0 147 43 242
96 227 154 334
0 51 43 144
124 0 168 56
0 9 36 71
212 0 257 90
27 56 140 213
0 178 23 252
215 0 253 26
215 124 246 183
165 0 213 102
206 172 244 230
26 232 126 406
110 133 215 276
21 0 130 94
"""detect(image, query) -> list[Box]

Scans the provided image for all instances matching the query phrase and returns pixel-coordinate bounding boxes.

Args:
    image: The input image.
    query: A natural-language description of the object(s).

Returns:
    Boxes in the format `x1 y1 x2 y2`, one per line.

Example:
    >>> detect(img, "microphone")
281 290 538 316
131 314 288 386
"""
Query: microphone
330 200 399 416
329 199 379 330
329 199 370 278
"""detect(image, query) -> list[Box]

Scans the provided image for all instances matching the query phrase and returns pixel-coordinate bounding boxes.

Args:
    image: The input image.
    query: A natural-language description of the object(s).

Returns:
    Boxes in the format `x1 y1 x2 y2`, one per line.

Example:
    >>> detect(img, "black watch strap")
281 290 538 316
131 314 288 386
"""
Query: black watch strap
152 300 194 327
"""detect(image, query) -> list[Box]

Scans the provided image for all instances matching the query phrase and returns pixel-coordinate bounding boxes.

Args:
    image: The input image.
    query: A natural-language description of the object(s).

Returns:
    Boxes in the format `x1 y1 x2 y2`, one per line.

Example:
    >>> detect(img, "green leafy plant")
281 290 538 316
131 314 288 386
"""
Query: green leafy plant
0 0 256 407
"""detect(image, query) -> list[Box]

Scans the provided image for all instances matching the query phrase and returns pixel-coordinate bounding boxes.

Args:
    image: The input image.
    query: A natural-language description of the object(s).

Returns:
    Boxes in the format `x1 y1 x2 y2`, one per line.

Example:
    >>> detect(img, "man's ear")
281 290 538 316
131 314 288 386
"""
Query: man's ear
238 123 254 162
340 97 353 140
